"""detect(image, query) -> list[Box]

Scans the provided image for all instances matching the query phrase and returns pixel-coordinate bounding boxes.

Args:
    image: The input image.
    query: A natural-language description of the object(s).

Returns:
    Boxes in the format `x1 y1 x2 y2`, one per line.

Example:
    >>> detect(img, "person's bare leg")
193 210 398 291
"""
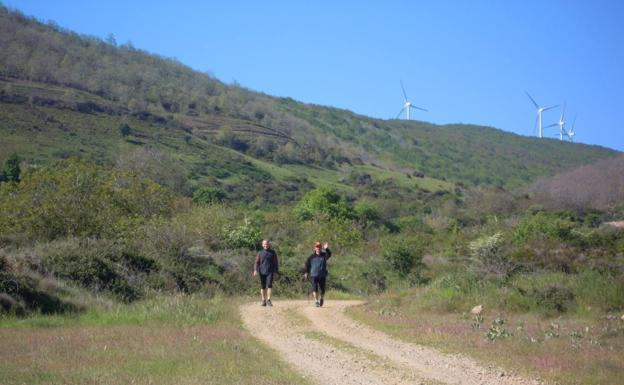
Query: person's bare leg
261 288 267 301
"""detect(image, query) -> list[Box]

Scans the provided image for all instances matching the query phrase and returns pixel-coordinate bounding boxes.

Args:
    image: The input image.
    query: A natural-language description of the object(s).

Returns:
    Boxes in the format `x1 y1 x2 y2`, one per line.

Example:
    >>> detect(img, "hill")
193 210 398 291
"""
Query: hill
0 5 620 210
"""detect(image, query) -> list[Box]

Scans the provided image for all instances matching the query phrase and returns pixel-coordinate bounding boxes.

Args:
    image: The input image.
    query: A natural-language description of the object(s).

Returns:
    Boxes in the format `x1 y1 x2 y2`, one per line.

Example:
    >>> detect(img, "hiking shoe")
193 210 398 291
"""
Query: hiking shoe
315 301 320 307
266 299 273 307
319 298 324 307
261 300 267 307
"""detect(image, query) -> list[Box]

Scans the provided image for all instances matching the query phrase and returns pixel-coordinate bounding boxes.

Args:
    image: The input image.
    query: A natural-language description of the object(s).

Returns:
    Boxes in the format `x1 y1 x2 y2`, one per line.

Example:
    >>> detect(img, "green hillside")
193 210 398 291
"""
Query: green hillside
0 5 619 205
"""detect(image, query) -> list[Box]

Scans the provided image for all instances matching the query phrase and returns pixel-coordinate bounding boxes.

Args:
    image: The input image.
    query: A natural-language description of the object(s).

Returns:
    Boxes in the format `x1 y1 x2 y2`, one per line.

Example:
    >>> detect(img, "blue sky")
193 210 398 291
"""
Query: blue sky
5 0 624 151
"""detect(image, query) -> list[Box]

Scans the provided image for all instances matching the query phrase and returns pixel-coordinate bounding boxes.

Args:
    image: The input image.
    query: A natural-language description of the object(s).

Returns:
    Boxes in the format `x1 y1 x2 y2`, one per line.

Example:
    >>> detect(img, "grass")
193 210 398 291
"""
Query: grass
0 294 312 385
347 289 624 385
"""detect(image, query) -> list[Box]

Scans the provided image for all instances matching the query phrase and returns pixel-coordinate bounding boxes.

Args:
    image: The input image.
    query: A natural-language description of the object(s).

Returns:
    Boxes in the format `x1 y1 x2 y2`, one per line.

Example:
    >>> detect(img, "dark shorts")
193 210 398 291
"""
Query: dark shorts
259 273 274 289
310 276 326 295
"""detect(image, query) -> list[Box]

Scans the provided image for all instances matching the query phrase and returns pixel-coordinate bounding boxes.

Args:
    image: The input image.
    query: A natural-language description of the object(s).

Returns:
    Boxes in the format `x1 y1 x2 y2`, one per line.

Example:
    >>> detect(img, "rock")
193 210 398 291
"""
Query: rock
471 305 483 315
603 221 624 229
621 314 624 321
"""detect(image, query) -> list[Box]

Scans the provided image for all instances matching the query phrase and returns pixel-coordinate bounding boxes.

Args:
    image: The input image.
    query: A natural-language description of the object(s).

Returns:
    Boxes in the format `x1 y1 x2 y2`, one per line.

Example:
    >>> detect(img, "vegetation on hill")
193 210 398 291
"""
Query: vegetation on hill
0 2 622 349
0 4 619 200
1 5 623 384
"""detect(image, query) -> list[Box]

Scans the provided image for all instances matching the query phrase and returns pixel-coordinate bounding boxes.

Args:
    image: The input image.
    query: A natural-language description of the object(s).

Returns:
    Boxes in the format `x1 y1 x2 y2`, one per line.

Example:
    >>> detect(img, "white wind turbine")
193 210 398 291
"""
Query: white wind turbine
567 116 576 142
526 92 557 138
396 81 427 120
545 103 566 140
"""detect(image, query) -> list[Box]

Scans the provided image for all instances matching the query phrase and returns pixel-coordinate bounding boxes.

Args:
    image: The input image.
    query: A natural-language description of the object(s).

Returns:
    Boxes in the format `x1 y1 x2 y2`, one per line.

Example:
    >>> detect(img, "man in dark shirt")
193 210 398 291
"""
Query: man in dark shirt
304 241 332 307
253 239 279 306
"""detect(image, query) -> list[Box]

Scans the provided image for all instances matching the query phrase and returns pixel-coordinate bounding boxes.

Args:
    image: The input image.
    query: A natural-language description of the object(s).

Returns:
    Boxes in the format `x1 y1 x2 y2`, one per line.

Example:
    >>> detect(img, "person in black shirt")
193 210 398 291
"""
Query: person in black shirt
304 241 332 307
253 239 279 306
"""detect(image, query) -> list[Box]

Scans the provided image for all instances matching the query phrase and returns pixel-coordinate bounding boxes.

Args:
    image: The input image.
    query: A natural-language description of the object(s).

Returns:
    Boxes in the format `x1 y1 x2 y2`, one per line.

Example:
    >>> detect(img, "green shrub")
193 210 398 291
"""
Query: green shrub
43 239 154 302
513 211 575 243
0 252 80 315
534 285 576 313
223 218 262 250
1 153 21 183
570 270 624 312
419 270 482 312
354 201 380 228
469 232 516 278
0 158 175 241
192 187 227 206
381 236 424 278
294 187 354 221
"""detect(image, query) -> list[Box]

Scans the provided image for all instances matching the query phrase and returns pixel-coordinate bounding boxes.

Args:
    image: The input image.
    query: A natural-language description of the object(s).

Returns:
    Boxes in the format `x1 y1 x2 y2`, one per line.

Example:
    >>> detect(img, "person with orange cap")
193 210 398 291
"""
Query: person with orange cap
304 241 332 307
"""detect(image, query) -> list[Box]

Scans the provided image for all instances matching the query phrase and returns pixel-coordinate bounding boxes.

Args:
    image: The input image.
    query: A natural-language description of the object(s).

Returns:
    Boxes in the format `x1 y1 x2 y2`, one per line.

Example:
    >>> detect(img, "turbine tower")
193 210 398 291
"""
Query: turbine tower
545 103 566 140
526 92 557 138
397 81 427 120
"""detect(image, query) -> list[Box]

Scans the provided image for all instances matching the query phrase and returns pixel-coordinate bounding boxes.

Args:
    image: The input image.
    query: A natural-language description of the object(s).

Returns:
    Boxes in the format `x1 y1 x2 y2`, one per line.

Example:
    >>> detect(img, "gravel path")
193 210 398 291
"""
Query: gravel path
241 300 546 385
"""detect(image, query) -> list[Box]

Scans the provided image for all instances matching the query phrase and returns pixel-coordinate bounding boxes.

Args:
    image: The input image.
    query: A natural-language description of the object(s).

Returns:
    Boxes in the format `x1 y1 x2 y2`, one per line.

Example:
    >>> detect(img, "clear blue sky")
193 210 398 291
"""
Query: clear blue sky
5 0 624 151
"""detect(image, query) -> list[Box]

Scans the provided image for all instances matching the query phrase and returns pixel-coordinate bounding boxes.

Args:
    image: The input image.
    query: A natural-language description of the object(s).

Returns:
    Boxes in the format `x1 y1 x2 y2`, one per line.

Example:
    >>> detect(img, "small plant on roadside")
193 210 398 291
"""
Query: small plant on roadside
471 314 484 329
544 323 560 339
485 317 512 341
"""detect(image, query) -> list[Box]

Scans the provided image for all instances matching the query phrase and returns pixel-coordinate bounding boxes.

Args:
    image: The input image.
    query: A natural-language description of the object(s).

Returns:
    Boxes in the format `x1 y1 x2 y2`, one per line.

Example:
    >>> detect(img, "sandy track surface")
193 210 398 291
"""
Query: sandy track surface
241 300 545 385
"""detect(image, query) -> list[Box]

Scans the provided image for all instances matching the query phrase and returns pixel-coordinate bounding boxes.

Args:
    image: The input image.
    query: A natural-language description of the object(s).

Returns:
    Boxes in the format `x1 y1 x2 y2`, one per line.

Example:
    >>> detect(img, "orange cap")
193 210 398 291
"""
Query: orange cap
314 241 322 248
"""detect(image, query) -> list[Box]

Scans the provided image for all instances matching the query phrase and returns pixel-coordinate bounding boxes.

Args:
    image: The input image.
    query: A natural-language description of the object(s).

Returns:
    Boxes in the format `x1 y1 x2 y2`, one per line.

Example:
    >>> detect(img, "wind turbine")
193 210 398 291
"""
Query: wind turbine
396 81 427 120
567 116 576 142
526 92 557 138
545 103 566 141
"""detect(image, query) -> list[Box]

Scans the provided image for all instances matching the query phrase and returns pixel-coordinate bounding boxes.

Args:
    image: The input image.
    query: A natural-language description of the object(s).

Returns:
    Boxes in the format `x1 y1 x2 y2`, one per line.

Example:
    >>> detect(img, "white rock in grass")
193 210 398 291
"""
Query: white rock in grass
471 304 483 315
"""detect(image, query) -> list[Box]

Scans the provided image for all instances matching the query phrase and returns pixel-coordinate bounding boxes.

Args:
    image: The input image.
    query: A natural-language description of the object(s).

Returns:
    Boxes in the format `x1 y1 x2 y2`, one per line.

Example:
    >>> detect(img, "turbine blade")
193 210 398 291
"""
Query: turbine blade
544 123 558 128
410 105 427 112
543 105 558 112
400 80 408 101
396 107 406 119
526 91 539 109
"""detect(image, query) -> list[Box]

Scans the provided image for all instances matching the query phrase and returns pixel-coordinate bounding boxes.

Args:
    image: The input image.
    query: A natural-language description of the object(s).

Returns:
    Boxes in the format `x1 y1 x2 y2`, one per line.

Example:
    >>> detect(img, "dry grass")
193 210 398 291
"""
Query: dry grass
0 295 311 385
348 298 624 385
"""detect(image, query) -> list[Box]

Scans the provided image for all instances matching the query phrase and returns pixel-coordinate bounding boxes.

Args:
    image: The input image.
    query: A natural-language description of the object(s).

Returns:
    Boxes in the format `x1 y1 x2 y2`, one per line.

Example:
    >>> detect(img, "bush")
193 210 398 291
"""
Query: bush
0 158 175 241
534 285 576 313
1 252 80 315
570 270 624 312
381 236 424 278
192 187 227 206
294 187 354 221
1 153 21 183
513 211 575 243
469 232 516 278
42 238 158 302
419 270 483 312
223 218 262 250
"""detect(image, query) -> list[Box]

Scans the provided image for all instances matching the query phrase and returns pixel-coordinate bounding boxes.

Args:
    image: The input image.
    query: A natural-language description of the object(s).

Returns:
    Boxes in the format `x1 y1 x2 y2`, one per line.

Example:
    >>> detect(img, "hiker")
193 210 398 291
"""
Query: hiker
304 241 332 307
253 239 279 307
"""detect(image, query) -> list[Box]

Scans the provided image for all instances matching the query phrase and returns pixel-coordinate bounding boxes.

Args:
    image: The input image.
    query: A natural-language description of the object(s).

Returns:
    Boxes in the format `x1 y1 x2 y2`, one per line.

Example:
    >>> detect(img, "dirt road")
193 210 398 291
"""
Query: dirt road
241 300 545 385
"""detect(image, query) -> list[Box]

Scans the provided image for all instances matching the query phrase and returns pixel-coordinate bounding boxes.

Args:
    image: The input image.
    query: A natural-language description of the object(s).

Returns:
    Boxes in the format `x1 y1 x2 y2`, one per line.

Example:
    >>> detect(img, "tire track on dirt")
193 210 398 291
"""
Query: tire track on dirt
241 300 545 385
